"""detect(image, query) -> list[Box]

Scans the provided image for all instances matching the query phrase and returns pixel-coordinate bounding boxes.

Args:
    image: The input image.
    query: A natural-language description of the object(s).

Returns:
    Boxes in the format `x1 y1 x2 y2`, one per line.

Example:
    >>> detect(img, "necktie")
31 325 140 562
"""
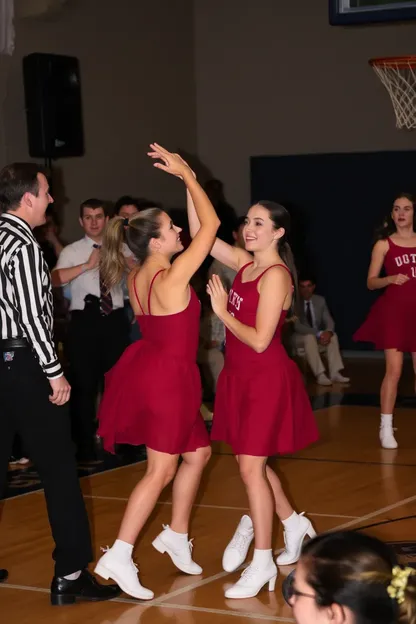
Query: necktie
93 244 113 316
305 301 313 327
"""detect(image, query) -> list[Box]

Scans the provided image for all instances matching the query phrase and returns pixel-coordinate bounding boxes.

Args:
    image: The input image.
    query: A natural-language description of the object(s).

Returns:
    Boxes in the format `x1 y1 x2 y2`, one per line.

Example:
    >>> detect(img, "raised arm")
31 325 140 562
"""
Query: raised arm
207 268 290 353
148 143 220 286
187 189 251 272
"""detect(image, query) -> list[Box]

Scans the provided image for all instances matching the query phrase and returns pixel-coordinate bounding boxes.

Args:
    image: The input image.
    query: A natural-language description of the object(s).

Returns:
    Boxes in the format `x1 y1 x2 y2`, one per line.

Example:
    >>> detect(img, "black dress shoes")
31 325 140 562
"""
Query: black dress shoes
0 569 8 582
50 568 121 606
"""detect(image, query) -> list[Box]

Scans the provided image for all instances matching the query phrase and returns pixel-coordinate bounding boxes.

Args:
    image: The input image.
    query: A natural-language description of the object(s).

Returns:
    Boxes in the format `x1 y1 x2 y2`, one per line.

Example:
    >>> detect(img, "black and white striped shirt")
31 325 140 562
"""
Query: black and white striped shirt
0 212 62 379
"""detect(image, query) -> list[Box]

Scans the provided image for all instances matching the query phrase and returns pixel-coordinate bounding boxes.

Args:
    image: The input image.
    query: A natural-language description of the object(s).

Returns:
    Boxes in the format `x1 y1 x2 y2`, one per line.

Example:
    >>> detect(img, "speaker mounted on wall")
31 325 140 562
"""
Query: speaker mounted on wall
23 53 84 159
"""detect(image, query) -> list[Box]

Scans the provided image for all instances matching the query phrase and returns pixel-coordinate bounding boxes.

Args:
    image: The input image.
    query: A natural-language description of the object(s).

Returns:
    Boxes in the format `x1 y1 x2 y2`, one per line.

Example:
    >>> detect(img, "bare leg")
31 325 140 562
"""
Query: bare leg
265 465 294 521
380 349 403 414
238 454 274 550
412 352 416 395
170 446 212 534
118 448 178 544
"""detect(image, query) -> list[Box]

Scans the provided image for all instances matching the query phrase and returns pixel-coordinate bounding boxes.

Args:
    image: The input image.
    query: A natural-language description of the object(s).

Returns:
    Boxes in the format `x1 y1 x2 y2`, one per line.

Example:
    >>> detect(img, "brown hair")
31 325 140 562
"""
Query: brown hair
100 208 163 290
301 531 416 624
0 163 46 213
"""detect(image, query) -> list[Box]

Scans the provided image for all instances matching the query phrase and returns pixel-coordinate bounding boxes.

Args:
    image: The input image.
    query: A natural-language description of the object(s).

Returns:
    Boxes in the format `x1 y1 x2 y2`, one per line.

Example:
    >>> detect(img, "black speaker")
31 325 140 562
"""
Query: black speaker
23 53 84 159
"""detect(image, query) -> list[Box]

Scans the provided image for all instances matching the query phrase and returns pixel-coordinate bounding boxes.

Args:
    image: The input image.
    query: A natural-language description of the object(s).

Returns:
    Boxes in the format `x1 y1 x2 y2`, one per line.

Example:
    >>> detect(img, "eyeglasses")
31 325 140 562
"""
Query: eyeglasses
286 583 316 602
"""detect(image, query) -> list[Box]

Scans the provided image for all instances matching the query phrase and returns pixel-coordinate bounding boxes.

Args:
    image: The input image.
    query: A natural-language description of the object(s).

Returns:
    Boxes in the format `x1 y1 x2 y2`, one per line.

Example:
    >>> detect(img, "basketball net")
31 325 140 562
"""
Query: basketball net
369 56 416 130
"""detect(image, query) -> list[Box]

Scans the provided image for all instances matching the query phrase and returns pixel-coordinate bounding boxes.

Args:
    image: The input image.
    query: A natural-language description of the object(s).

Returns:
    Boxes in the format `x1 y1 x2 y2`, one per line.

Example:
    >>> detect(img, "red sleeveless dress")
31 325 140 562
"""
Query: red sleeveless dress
97 270 209 454
354 238 416 352
211 263 319 456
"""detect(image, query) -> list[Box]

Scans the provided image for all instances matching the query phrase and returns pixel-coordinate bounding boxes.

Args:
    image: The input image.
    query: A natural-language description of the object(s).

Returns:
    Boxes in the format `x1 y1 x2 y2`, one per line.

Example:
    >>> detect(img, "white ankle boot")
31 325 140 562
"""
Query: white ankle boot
95 546 154 600
222 515 254 572
276 512 316 566
152 525 202 575
380 415 398 449
225 549 277 599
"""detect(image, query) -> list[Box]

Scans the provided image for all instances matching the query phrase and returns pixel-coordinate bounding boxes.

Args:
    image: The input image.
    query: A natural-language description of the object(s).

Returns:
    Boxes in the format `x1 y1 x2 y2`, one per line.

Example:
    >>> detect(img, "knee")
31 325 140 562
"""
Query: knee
147 463 177 489
303 334 318 348
239 461 263 487
385 367 402 383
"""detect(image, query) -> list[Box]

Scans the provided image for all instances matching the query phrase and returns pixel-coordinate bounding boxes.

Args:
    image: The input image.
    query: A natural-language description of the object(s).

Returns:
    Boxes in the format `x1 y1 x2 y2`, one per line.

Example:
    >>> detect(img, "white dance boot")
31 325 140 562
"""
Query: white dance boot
225 549 277 599
152 525 202 575
380 414 398 449
95 541 154 600
222 515 254 572
276 512 316 566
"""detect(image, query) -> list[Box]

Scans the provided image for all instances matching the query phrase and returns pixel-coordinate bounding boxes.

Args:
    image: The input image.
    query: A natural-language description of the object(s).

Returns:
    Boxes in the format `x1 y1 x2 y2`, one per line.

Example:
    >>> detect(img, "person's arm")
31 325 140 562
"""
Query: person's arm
293 317 315 336
12 244 62 379
187 189 251 272
321 299 335 332
207 268 289 353
148 144 220 286
52 246 100 287
367 239 409 290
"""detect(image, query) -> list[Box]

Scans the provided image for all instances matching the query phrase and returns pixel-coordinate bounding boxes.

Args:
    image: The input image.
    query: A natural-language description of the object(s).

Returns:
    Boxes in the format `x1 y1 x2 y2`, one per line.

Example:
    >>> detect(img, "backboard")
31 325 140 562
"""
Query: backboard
329 0 416 25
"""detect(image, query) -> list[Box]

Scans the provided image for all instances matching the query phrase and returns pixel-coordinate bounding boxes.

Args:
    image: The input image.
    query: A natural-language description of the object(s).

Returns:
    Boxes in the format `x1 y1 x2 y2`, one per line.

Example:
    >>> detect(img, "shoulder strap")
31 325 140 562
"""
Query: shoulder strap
147 269 165 315
257 263 292 281
133 274 146 316
238 262 254 280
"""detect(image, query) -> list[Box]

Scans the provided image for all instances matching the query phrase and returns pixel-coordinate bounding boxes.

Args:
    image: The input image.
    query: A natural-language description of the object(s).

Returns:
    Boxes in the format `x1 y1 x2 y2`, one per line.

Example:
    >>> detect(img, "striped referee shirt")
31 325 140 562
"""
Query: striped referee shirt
0 212 62 379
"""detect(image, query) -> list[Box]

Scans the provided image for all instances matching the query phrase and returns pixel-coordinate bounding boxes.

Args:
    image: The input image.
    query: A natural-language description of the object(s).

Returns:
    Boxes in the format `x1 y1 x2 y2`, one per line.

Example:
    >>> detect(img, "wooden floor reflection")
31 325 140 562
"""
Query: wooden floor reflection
1 357 416 624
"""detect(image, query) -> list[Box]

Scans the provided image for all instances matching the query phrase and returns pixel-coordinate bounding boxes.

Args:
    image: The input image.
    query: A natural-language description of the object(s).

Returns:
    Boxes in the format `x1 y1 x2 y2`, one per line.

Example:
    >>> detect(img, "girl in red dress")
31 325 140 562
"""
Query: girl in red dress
94 145 219 599
188 196 319 599
354 193 416 450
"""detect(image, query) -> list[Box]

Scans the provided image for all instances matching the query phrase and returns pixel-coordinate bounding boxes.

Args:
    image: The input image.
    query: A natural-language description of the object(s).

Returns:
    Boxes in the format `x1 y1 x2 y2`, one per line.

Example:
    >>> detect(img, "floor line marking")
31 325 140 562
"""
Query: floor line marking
84 495 360 519
149 492 416 605
0 582 293 621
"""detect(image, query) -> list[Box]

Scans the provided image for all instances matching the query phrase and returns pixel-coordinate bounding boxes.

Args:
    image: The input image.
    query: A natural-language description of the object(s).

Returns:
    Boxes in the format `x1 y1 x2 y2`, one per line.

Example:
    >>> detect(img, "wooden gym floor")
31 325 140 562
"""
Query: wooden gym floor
1 357 416 624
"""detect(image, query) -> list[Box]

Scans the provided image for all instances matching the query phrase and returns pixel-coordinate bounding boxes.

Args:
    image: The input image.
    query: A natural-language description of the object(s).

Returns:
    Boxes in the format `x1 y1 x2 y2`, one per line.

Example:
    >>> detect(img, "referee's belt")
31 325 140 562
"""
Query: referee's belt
0 337 29 351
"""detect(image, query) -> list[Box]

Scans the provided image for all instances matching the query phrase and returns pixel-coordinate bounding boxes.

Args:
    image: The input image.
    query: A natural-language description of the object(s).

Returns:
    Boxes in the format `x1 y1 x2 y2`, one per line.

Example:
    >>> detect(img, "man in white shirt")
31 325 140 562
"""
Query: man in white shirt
294 276 349 386
52 199 129 460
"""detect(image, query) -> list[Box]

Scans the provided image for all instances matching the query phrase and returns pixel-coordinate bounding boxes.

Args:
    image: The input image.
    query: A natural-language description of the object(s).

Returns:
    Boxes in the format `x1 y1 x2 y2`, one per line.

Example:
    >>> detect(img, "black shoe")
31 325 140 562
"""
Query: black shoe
50 569 121 606
0 569 8 582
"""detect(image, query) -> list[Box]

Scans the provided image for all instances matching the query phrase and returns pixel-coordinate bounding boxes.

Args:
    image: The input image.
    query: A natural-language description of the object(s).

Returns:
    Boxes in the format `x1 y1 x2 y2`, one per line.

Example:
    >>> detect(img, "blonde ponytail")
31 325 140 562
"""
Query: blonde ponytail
100 217 126 291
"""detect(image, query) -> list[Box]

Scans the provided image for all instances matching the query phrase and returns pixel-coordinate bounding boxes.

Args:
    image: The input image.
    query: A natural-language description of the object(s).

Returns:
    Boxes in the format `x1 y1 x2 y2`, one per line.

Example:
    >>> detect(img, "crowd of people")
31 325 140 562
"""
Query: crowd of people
0 147 415 620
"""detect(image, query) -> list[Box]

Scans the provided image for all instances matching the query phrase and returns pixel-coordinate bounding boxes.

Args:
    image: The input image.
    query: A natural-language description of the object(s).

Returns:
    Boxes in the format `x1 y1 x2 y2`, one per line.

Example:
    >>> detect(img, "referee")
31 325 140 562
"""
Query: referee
0 163 120 605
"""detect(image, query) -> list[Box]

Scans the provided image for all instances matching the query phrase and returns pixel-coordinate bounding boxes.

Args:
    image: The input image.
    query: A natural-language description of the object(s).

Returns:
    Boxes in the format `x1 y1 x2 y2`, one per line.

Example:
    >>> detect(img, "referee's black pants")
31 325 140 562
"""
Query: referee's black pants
0 346 92 577
67 303 129 460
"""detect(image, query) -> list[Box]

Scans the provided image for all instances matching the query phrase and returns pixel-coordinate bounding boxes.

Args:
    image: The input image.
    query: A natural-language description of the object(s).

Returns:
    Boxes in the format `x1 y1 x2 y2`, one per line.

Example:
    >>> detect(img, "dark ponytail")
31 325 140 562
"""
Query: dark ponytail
256 200 299 312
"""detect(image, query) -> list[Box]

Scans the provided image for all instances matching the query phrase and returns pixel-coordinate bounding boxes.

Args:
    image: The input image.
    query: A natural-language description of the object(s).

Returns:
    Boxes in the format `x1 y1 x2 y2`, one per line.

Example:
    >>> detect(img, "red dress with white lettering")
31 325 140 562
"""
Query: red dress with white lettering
354 238 416 352
211 263 319 456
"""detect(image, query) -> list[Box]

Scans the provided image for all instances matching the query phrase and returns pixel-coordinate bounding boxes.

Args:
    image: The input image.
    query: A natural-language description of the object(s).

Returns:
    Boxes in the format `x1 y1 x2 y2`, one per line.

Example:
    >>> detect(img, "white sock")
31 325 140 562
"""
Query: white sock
111 539 134 562
165 526 188 542
282 511 300 531
63 570 81 581
381 414 393 428
252 548 273 568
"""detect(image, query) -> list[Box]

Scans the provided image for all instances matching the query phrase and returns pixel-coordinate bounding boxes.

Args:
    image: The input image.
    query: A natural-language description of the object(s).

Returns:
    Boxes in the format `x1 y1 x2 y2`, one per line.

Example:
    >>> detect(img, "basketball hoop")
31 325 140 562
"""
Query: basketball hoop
369 56 416 130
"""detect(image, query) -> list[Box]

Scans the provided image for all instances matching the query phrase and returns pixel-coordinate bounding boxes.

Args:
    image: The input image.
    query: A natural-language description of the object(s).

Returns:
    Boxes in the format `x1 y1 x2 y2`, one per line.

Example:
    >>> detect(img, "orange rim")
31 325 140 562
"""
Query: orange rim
369 55 416 68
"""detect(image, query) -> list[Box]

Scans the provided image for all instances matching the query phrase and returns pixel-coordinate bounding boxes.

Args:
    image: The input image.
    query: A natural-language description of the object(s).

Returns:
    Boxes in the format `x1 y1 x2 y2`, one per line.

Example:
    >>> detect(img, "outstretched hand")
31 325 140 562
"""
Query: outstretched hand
147 143 195 179
207 274 228 318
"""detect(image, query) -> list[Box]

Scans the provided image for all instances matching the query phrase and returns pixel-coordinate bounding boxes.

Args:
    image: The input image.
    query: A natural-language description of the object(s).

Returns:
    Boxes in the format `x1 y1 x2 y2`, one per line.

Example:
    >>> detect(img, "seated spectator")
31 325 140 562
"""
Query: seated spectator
197 294 225 397
287 530 416 624
293 276 349 386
